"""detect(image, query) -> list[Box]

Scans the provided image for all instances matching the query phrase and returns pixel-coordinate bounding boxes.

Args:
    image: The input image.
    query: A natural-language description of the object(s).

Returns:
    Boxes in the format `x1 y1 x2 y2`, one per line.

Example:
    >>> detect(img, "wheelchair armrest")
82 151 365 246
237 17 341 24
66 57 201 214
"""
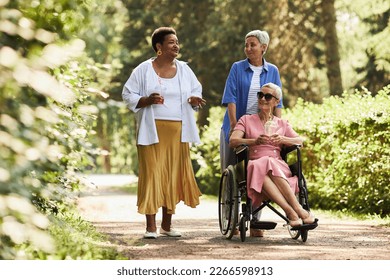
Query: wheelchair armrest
234 144 249 164
281 144 302 162
233 144 248 184
282 144 301 154
234 144 249 155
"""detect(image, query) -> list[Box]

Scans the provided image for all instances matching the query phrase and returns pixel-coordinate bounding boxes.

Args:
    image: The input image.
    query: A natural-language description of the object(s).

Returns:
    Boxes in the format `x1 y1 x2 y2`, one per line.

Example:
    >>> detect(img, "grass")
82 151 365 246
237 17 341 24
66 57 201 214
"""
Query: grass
48 210 125 260
103 182 138 194
314 209 390 226
15 207 127 260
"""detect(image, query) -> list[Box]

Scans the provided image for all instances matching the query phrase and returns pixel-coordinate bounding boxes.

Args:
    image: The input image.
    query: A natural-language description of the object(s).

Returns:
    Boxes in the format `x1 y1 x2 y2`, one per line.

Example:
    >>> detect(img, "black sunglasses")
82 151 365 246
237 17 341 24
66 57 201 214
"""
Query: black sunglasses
257 91 278 101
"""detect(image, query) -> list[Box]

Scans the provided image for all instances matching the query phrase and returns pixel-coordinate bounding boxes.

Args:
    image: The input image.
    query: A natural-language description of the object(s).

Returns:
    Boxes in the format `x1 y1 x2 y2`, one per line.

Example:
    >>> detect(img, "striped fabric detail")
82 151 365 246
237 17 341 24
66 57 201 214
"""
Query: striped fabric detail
246 64 263 114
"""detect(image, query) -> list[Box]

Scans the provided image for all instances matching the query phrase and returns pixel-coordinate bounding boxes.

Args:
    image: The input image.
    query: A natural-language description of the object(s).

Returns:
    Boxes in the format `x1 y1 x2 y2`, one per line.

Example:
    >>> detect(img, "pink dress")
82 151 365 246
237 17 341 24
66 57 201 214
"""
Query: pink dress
234 114 299 208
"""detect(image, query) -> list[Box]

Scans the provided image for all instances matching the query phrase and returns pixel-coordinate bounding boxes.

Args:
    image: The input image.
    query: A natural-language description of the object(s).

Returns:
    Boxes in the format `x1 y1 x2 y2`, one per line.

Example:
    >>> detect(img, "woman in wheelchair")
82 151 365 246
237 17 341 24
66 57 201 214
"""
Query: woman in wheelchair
229 82 316 228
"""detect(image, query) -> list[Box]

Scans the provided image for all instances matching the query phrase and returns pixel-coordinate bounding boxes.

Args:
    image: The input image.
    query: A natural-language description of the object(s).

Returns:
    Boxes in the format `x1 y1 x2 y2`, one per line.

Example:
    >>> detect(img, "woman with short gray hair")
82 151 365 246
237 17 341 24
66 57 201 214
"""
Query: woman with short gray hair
220 30 283 237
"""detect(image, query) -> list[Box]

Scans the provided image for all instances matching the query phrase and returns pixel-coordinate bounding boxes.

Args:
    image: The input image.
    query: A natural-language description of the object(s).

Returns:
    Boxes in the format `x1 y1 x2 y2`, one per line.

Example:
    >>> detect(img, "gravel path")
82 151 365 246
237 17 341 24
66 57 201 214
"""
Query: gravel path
77 175 390 260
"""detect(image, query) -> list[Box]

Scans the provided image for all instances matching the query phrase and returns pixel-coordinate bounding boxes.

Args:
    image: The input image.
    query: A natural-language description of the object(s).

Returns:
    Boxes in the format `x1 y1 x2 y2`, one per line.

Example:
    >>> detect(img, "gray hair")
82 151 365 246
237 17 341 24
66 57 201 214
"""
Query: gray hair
245 30 270 55
261 82 282 99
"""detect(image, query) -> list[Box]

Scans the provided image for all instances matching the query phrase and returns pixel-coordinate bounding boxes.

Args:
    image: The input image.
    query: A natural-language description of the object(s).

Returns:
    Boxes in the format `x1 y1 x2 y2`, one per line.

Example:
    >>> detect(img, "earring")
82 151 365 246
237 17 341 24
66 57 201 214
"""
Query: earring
157 50 162 56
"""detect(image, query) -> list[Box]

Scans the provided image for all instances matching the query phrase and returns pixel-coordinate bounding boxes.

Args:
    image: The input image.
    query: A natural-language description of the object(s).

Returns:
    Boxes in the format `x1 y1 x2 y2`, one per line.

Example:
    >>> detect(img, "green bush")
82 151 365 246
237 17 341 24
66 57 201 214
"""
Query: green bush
192 107 224 195
0 0 127 259
285 85 390 216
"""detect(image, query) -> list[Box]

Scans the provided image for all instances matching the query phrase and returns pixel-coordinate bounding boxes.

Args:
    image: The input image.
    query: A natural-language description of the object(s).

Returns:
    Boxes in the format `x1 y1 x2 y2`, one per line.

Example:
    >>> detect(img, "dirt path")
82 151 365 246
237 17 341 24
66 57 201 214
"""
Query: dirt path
77 176 390 260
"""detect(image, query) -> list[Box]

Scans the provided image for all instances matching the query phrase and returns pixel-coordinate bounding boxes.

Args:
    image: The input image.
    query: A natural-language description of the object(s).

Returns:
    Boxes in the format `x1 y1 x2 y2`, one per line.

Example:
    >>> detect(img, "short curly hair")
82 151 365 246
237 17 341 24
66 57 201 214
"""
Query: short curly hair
151 27 176 52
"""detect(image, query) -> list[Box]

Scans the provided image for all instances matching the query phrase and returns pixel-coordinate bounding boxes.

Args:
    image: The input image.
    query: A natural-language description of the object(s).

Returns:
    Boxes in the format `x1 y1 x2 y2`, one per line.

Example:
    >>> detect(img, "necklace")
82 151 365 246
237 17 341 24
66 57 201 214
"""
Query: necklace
258 113 272 124
153 59 176 78
153 59 175 68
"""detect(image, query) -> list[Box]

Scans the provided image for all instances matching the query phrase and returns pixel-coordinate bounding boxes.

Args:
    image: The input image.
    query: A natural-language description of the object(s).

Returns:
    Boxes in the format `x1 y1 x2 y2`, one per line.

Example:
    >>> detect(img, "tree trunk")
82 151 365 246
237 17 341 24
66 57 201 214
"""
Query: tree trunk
96 113 111 173
321 0 343 96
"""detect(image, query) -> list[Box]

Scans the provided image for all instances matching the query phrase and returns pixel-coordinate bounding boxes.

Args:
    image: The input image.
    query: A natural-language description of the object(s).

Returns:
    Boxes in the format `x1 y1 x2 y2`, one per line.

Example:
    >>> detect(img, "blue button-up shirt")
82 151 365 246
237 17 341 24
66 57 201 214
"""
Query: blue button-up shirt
221 58 282 143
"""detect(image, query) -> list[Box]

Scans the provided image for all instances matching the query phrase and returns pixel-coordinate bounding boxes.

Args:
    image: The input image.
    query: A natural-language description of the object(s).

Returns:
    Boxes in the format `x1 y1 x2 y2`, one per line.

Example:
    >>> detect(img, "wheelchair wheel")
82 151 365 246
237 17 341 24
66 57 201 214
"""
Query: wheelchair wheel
287 225 301 240
239 216 248 242
218 166 239 239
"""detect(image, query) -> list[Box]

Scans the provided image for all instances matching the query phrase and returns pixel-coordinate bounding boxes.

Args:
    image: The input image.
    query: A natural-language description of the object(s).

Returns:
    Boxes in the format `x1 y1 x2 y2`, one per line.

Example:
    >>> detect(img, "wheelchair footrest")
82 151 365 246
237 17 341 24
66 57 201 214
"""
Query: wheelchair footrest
250 221 277 230
290 219 319 231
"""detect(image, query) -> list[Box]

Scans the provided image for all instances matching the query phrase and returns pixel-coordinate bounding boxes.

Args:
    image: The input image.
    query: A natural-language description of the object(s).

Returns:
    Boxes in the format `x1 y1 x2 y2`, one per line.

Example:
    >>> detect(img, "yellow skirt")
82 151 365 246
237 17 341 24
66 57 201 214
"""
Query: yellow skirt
137 120 201 215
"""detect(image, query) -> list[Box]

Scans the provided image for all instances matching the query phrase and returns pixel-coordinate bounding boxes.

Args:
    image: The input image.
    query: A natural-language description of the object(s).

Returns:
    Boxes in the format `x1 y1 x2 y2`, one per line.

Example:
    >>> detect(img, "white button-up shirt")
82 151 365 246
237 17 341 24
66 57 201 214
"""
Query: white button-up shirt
122 58 202 145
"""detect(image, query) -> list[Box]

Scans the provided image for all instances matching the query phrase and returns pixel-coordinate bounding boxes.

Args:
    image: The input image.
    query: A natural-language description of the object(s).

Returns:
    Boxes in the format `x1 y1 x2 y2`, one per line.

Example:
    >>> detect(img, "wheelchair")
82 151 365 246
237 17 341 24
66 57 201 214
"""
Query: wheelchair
218 144 318 242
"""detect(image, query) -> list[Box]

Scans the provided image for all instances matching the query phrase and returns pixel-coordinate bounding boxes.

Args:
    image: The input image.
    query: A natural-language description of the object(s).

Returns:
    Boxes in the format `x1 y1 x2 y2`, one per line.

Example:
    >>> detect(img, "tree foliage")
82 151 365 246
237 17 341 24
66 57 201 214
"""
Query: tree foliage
353 1 389 92
0 0 126 259
337 0 390 93
117 1 336 108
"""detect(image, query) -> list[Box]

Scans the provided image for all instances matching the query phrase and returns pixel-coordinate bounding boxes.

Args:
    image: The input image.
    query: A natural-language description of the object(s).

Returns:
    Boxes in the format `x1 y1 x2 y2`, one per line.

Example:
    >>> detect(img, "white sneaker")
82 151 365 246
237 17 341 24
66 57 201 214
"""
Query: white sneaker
160 228 182 237
143 231 158 239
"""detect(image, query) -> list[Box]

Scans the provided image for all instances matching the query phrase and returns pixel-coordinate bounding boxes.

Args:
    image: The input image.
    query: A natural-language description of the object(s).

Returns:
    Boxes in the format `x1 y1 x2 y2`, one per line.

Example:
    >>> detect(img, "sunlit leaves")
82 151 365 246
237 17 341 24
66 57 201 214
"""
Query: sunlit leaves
0 194 54 255
0 0 126 259
0 46 18 67
0 167 10 182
